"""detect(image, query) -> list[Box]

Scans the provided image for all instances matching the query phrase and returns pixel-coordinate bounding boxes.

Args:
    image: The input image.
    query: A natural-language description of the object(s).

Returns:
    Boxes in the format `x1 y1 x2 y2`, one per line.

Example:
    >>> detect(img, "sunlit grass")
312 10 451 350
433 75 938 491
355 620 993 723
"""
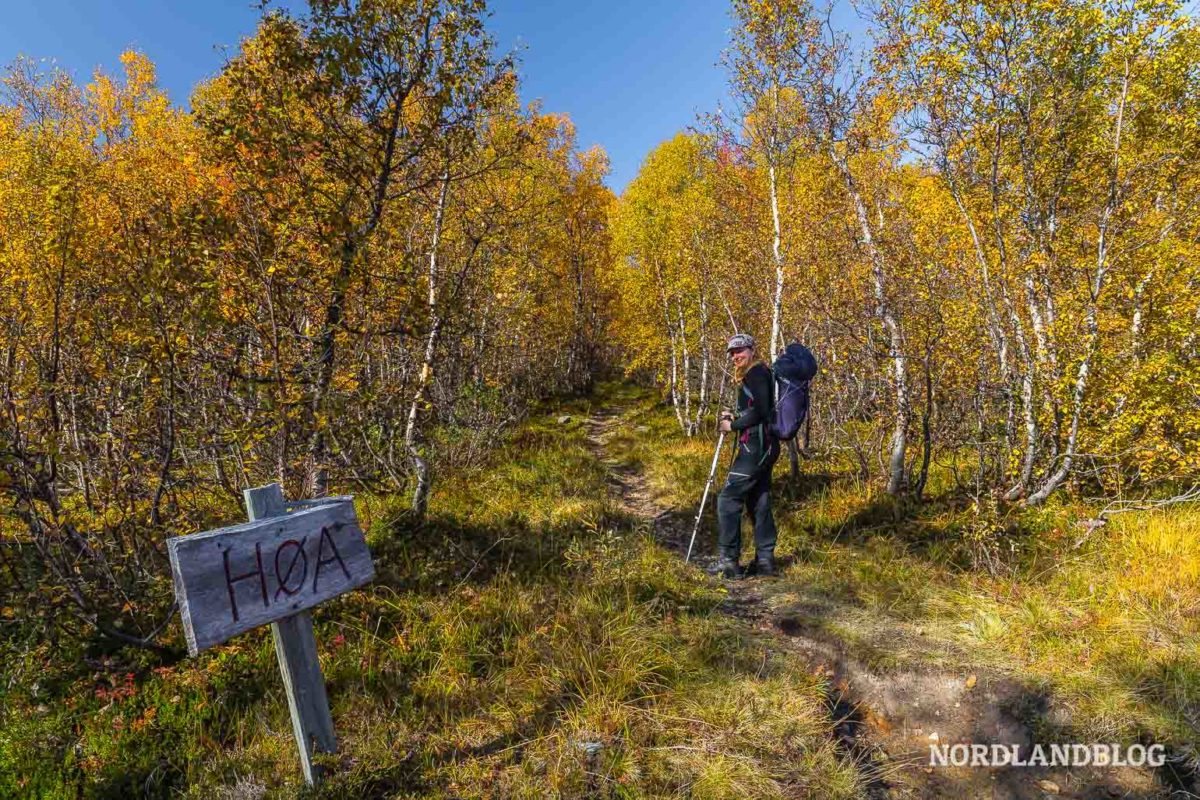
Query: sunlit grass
1 382 861 799
626 390 1200 751
15 379 1193 796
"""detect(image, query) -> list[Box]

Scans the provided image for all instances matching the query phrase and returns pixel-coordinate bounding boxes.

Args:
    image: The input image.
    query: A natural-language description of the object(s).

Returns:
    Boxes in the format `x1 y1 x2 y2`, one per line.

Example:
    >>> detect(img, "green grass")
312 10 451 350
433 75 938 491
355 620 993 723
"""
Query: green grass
0 384 861 799
617 386 1200 752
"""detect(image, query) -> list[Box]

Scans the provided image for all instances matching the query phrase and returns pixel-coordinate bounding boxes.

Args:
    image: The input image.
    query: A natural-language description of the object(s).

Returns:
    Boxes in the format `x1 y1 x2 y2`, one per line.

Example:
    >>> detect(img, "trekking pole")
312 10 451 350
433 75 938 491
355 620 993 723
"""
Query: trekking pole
685 429 727 563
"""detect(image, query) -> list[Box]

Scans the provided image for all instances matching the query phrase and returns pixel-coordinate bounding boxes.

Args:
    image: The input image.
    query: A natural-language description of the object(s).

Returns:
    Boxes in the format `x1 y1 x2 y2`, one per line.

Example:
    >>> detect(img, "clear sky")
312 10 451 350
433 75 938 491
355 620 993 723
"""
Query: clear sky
490 0 732 193
0 1 865 193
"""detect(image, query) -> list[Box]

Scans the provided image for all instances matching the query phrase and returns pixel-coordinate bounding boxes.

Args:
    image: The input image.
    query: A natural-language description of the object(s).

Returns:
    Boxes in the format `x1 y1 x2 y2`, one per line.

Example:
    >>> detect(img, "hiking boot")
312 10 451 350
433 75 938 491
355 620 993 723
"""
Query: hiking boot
708 556 744 580
752 552 777 577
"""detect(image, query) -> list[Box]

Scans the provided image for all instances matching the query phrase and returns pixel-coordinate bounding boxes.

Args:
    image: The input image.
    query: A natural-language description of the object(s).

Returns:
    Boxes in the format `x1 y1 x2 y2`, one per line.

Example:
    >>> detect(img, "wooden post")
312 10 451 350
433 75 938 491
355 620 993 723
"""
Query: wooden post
244 484 337 787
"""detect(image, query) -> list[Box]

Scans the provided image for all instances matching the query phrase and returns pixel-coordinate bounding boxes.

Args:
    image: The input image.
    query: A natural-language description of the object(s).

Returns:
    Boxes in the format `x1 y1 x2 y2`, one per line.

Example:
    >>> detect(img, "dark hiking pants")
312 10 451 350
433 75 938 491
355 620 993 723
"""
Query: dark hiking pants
716 435 780 561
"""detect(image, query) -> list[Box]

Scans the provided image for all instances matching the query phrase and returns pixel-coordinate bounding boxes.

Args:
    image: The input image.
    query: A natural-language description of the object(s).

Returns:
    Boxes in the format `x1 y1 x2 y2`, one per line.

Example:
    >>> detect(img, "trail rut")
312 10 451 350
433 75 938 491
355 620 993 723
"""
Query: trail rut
582 407 1178 800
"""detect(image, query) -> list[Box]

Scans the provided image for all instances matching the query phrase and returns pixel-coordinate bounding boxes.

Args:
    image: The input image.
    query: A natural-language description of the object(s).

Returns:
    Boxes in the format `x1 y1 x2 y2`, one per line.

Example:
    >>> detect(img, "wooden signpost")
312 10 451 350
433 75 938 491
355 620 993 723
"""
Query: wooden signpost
167 484 375 786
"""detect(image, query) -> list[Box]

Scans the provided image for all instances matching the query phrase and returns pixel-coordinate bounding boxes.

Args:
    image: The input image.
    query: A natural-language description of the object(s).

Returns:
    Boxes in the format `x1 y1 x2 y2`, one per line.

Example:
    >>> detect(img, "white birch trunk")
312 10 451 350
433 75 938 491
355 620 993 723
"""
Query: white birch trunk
1004 281 1039 501
831 148 908 494
943 169 1014 459
985 133 1039 500
678 303 693 436
768 159 785 359
695 289 710 432
404 172 450 517
1028 61 1129 505
651 259 686 432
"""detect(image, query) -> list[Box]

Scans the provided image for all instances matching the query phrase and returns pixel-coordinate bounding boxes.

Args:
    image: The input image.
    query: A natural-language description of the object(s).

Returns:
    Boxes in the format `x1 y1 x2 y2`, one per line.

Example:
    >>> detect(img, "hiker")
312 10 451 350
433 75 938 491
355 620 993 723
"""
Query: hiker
713 333 780 579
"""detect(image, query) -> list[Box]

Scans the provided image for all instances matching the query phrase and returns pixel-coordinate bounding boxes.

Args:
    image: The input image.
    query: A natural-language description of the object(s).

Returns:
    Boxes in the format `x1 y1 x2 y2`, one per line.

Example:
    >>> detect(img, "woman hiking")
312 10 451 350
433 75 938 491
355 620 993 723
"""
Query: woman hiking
713 333 780 579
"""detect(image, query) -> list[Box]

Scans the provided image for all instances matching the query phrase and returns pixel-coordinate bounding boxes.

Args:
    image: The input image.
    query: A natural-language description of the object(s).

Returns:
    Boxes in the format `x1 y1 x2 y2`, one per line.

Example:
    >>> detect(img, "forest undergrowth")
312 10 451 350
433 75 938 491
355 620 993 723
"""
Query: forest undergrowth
0 383 865 800
4 383 1199 798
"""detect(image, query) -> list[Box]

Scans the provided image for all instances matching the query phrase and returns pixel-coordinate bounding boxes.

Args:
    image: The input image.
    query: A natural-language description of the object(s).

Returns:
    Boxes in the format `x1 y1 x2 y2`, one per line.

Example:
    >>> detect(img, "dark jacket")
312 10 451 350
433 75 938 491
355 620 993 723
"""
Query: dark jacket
730 362 773 435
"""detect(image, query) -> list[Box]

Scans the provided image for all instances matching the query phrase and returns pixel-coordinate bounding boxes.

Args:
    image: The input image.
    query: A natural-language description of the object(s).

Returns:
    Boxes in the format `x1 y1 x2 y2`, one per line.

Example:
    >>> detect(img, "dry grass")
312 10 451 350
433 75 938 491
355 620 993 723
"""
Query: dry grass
0 383 862 799
621 386 1200 751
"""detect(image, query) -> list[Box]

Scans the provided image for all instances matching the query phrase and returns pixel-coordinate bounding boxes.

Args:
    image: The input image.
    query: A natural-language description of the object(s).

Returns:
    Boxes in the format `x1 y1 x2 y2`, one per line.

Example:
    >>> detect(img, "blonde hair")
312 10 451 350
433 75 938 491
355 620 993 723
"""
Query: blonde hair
734 356 764 384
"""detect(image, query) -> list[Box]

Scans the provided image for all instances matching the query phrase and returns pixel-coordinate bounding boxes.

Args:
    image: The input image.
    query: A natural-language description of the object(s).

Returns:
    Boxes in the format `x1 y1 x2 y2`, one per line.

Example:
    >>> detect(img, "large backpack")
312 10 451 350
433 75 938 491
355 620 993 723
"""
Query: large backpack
770 342 817 441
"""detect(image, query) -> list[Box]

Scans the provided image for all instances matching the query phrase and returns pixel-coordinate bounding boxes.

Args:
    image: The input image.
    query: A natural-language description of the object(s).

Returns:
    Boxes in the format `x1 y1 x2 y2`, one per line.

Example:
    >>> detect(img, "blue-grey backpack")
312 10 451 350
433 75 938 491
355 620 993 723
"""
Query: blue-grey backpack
770 342 817 441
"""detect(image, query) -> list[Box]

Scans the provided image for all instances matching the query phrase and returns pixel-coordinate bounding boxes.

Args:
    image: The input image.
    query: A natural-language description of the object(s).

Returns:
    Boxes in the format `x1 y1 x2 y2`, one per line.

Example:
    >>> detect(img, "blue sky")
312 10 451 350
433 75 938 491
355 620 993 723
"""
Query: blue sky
0 1 865 193
490 0 732 192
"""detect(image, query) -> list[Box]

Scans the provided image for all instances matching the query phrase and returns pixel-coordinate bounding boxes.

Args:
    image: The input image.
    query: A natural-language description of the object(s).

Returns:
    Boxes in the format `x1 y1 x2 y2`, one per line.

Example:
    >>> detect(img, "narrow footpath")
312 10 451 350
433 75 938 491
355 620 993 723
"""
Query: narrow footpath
583 404 1171 800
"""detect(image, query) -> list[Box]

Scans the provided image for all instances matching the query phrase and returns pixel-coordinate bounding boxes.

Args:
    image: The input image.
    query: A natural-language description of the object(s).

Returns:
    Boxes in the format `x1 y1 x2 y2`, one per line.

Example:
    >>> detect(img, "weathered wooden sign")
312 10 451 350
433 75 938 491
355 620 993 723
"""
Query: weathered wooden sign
168 495 375 655
167 485 375 786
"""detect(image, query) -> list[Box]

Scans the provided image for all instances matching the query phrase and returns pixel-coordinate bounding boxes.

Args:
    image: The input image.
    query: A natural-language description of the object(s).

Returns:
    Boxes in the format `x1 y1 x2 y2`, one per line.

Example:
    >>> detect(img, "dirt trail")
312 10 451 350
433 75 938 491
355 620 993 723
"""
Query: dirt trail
584 409 1173 800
